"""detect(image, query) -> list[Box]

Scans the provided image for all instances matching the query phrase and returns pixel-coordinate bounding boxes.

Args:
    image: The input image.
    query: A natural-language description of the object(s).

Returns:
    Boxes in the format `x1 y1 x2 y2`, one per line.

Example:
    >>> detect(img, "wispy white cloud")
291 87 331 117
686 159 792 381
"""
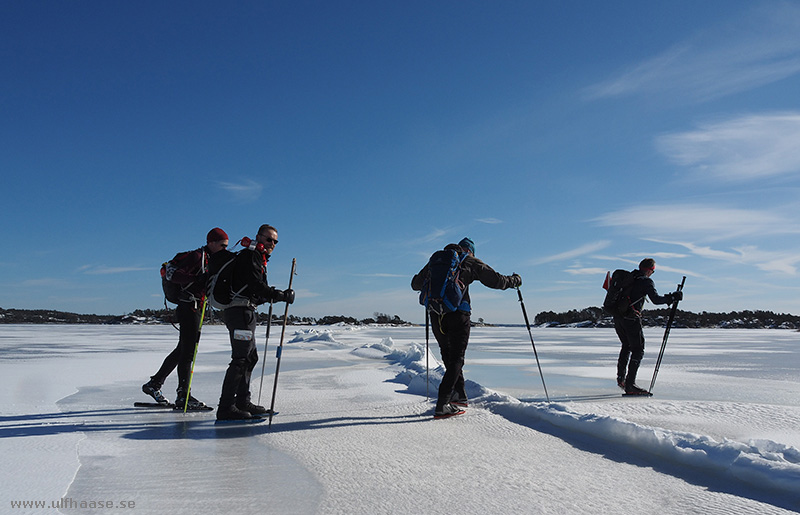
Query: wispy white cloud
594 204 799 241
216 178 263 202
531 241 611 265
410 228 450 247
584 3 800 102
651 239 800 275
620 252 689 260
591 254 699 279
563 267 608 276
655 112 800 181
476 218 503 224
565 263 697 279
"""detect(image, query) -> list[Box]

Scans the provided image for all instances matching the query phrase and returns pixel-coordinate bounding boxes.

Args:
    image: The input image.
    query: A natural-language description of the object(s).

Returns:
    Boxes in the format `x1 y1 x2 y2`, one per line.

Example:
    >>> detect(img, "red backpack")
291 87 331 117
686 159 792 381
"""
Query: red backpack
161 249 205 304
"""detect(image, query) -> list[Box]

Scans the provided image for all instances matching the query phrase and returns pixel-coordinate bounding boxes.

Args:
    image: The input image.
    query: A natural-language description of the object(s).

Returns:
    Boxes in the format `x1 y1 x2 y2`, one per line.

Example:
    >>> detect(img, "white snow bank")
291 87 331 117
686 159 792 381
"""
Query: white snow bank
384 342 800 498
351 336 395 358
492 399 800 495
289 328 341 344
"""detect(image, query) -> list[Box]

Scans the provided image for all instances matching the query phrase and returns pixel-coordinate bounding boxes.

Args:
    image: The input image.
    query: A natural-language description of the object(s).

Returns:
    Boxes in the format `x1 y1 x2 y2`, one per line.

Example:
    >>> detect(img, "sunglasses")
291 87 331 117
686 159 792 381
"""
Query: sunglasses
259 235 278 245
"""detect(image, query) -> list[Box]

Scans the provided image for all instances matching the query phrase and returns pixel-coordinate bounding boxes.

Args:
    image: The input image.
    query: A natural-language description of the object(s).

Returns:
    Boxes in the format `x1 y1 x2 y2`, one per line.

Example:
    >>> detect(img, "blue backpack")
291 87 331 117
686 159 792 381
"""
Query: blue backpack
419 249 470 315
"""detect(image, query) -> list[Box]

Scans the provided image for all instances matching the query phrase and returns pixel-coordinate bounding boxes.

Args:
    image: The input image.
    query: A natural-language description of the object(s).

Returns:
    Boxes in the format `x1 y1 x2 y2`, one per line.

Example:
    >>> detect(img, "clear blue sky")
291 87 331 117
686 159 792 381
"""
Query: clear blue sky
3 1 800 324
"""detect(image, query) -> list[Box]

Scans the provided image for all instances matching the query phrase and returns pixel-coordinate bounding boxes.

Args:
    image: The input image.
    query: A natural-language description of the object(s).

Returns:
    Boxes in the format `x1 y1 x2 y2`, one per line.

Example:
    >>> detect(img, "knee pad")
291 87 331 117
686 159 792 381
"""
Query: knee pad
233 329 254 342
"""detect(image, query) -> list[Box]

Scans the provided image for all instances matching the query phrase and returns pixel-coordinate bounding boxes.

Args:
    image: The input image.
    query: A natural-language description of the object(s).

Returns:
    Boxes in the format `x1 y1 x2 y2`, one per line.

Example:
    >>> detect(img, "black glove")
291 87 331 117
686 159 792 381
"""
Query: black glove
509 273 522 288
665 291 683 305
274 288 295 304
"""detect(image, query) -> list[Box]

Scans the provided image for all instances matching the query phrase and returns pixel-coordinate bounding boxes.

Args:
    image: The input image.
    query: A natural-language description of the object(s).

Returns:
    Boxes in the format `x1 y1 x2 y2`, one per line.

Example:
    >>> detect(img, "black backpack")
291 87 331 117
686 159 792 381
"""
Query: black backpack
207 249 251 310
418 249 469 315
602 269 637 317
161 250 204 304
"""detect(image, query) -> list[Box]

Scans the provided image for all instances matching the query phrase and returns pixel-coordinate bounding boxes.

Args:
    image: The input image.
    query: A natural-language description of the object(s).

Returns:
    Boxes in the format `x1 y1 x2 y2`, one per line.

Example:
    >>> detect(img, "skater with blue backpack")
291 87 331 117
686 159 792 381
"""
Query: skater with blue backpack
412 238 521 419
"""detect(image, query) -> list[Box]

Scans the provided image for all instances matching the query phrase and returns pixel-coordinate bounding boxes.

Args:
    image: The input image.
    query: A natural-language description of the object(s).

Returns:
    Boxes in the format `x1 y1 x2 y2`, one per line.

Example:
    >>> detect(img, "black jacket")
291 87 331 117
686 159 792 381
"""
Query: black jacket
411 245 516 311
228 248 282 306
626 269 671 316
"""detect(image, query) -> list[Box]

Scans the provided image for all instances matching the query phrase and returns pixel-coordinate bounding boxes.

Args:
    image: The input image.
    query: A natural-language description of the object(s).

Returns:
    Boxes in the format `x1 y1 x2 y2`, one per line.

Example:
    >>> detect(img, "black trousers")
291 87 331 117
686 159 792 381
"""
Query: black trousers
219 306 259 407
431 310 471 411
151 301 201 392
614 316 645 386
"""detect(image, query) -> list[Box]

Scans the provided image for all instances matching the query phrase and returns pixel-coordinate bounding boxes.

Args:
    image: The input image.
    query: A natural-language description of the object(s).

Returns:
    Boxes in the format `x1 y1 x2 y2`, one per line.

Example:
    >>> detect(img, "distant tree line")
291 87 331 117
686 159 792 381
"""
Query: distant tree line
0 308 412 326
3 306 799 329
534 307 800 329
0 308 125 324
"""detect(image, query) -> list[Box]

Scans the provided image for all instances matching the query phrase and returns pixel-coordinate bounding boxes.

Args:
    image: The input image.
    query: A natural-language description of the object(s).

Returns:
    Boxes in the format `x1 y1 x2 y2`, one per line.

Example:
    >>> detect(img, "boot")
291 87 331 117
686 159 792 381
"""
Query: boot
434 403 466 419
217 404 253 420
142 379 168 404
174 389 210 411
624 383 651 395
624 359 650 395
236 400 271 417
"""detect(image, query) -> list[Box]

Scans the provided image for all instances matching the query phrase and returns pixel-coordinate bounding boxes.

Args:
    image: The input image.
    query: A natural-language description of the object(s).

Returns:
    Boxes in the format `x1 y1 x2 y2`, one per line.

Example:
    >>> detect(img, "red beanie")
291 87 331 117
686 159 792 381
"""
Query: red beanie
207 227 229 243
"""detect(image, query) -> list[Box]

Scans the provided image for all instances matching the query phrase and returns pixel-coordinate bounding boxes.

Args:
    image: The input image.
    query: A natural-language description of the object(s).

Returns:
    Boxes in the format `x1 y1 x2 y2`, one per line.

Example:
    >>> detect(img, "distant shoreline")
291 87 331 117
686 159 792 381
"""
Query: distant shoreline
1 307 798 330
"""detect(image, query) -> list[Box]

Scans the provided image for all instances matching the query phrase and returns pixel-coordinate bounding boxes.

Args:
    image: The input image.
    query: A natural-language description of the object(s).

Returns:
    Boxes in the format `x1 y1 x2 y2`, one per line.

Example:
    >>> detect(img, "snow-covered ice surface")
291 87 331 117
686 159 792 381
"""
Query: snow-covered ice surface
1 324 798 514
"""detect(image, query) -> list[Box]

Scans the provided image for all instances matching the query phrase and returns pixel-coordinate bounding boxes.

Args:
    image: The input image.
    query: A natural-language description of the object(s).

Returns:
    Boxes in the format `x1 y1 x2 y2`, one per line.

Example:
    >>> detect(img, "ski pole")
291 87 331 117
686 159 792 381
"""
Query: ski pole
183 296 208 413
425 308 430 401
269 258 297 428
256 300 274 405
516 287 550 402
649 276 686 393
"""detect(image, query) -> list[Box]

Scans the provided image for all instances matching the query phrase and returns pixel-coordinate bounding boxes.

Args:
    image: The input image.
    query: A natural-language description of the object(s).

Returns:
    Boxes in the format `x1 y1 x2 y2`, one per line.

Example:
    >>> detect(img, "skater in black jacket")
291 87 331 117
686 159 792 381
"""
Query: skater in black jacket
615 258 683 395
142 228 229 409
216 224 294 420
